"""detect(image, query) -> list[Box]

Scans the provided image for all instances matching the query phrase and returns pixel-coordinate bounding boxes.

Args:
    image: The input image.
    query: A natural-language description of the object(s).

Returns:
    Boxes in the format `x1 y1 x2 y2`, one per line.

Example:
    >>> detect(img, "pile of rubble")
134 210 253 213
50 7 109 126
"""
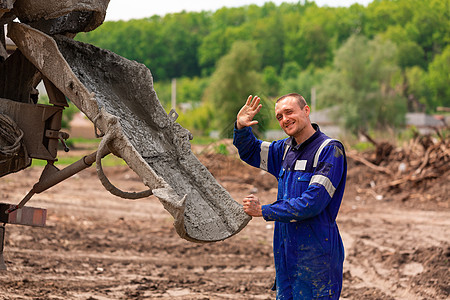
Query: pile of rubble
347 127 449 208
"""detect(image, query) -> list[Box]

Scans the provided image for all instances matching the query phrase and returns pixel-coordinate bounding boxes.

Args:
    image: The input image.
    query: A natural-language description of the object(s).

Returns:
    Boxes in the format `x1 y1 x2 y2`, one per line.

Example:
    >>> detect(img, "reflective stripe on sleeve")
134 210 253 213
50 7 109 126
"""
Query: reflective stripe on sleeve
309 174 336 198
313 139 333 167
260 141 270 171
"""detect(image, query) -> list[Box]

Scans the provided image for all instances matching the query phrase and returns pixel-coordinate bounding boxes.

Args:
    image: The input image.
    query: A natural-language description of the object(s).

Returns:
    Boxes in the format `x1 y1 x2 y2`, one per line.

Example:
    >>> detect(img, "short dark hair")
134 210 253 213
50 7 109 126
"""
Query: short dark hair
276 93 307 109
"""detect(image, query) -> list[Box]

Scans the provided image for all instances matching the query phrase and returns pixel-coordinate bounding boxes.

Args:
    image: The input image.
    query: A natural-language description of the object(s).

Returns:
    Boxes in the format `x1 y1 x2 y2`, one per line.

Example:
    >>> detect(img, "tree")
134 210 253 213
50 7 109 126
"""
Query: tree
251 12 285 72
426 45 450 110
198 6 253 75
74 0 448 115
406 0 450 64
262 66 280 97
203 40 263 137
381 25 426 70
284 5 336 69
404 66 429 112
281 61 301 80
279 67 326 105
317 34 406 134
157 12 207 79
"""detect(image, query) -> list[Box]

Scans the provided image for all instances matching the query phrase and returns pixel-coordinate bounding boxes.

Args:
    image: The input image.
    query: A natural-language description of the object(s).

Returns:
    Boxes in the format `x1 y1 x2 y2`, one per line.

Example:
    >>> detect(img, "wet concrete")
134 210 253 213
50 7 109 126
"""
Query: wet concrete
8 20 250 242
51 35 251 242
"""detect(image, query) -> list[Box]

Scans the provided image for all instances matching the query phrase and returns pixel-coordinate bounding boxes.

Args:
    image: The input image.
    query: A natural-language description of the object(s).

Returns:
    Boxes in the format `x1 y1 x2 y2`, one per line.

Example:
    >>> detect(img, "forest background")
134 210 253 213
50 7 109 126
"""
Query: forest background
75 0 450 139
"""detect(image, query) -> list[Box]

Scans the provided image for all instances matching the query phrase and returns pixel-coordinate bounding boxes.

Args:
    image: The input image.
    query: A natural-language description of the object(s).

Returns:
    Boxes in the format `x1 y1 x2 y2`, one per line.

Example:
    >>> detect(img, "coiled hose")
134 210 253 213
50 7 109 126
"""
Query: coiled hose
0 114 24 163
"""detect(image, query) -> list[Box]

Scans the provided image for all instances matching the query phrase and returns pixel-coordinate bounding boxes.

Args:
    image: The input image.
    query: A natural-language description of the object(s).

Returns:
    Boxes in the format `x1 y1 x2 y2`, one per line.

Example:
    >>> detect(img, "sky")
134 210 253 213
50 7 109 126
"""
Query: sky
105 0 373 21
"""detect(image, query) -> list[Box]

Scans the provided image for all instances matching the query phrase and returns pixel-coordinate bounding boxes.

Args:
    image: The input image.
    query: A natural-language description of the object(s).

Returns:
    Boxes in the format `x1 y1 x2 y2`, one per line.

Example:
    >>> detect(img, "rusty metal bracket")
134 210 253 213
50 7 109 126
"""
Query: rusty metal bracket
45 129 70 152
0 98 65 161
5 152 98 214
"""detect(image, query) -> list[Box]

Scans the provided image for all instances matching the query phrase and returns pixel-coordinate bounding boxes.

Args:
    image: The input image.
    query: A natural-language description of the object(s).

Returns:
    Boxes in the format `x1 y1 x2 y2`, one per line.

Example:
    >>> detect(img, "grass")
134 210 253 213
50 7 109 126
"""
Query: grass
68 137 101 145
189 135 218 145
352 141 375 152
30 135 224 168
31 154 128 168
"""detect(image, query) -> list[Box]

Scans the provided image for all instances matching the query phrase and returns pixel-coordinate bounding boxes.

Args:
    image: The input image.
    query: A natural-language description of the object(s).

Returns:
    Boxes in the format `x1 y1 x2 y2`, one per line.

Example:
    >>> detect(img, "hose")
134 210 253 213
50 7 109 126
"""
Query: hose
0 114 25 163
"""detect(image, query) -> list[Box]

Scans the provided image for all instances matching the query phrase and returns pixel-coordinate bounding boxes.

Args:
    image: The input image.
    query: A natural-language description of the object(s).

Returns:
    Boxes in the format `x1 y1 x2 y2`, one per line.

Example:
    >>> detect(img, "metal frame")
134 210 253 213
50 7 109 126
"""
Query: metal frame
0 203 47 270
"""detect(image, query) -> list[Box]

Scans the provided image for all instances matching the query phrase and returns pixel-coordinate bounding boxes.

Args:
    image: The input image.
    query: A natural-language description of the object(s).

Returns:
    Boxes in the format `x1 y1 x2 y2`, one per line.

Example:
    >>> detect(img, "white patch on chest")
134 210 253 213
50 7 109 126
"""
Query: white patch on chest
294 160 307 171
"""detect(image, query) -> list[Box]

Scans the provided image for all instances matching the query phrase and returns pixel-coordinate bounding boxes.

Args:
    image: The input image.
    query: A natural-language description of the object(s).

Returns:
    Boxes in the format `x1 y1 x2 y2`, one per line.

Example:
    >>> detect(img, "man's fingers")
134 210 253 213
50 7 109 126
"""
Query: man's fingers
255 104 262 114
250 96 260 109
243 194 255 201
245 95 253 106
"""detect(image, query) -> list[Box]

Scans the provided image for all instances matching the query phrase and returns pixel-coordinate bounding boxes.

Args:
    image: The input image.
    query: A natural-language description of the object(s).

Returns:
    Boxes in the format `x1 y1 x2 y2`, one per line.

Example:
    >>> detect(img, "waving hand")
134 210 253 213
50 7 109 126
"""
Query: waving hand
236 95 262 130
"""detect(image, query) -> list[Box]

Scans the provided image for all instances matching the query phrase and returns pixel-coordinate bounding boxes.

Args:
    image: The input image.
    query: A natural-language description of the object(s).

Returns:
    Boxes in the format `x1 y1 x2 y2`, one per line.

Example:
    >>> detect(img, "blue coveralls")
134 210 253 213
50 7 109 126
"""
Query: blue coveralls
233 124 347 299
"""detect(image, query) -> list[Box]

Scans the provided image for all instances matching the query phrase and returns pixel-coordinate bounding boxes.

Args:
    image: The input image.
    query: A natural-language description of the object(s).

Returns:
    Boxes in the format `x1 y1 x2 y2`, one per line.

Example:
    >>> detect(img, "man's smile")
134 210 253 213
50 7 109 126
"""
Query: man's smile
285 121 295 129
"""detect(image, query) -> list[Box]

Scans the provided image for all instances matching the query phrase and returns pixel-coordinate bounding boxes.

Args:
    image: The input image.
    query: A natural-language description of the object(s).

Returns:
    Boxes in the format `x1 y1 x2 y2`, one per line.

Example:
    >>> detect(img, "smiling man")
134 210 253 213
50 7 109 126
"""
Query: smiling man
233 93 347 299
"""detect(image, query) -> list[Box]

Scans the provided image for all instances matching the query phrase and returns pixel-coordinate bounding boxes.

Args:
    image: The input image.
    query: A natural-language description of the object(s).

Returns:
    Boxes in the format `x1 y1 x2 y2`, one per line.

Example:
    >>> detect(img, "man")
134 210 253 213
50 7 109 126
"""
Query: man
233 93 347 299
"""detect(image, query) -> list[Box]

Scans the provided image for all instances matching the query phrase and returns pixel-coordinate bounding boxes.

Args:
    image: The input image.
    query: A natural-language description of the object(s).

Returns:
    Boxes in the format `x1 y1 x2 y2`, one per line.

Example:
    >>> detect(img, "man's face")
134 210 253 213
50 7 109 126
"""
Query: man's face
275 97 310 139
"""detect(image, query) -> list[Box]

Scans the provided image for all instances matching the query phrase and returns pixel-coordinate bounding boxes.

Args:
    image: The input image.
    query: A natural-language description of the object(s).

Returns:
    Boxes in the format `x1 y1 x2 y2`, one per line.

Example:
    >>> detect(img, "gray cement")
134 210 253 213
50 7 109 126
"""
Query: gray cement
8 22 251 243
12 0 109 32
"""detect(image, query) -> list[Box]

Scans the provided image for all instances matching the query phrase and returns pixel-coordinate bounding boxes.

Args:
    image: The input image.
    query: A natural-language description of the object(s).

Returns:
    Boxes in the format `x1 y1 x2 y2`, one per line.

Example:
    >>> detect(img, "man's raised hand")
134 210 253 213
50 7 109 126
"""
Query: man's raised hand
236 95 262 130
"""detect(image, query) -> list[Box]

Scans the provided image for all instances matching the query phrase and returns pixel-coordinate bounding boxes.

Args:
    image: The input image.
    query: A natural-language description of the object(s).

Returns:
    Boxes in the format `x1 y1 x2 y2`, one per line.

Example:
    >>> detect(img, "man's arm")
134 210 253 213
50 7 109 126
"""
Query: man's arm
261 143 346 222
235 96 264 218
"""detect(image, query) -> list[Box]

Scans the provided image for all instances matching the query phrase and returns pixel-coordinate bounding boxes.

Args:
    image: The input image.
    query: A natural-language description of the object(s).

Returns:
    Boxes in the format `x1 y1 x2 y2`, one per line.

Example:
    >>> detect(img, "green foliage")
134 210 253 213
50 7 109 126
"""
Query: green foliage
178 77 210 104
77 11 210 81
214 143 229 155
426 45 450 110
252 11 285 72
397 41 426 70
405 66 430 110
281 61 301 80
279 67 326 106
61 103 80 130
263 66 281 97
203 40 263 138
31 154 127 167
153 80 171 108
317 34 407 134
74 0 449 132
177 102 214 136
188 135 216 145
403 45 450 113
381 25 426 69
397 125 420 142
154 76 210 109
352 141 374 152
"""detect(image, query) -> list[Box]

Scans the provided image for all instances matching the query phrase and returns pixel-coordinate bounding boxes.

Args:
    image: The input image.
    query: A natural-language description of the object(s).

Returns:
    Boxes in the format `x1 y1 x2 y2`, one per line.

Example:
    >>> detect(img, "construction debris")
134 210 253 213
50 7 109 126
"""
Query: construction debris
348 127 450 206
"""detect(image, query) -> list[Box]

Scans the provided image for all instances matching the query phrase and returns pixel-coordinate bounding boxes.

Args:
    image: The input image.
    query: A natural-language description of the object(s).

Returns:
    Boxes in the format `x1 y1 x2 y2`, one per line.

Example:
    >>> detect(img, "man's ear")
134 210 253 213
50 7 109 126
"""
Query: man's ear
304 105 311 116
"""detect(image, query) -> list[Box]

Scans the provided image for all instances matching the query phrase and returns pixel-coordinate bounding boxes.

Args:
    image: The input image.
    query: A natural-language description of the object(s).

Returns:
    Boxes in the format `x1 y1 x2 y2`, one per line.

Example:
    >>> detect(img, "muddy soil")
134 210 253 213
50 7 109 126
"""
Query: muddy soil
0 143 448 299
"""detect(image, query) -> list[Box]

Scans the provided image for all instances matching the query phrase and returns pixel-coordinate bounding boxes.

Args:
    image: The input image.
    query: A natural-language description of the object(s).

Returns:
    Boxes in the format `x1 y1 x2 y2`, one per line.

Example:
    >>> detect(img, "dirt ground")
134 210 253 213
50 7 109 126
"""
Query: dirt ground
0 141 448 299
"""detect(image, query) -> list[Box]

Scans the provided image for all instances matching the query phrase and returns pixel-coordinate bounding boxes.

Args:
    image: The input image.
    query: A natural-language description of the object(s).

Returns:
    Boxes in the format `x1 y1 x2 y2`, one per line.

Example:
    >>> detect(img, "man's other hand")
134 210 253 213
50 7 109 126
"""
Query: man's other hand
243 194 263 217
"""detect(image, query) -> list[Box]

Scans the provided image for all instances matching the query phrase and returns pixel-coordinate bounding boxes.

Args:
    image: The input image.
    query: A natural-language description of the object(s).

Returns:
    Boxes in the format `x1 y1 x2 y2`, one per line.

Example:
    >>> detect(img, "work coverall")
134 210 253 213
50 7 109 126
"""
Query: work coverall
233 124 347 299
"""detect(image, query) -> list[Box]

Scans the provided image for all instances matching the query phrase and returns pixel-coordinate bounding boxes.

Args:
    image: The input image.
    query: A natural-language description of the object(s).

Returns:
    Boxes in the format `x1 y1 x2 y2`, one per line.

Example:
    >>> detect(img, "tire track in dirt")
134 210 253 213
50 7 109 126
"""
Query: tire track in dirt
1 155 449 299
339 207 450 299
